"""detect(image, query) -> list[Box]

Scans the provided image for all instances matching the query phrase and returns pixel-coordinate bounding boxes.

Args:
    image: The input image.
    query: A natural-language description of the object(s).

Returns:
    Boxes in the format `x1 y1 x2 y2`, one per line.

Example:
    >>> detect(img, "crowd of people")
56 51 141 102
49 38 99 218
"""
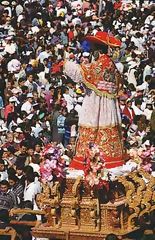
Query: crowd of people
0 0 154 239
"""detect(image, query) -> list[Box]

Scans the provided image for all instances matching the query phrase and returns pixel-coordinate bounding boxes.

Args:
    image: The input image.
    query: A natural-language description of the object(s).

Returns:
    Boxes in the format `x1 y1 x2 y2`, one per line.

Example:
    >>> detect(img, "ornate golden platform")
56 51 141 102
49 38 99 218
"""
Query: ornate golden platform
32 169 155 239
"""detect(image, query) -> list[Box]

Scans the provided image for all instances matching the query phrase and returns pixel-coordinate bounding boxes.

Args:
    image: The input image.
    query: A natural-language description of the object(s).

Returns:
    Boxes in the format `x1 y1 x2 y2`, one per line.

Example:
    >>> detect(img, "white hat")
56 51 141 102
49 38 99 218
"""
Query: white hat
27 93 33 98
9 96 17 102
15 127 22 133
126 98 132 103
11 1 17 6
83 52 90 57
122 37 126 42
1 1 9 6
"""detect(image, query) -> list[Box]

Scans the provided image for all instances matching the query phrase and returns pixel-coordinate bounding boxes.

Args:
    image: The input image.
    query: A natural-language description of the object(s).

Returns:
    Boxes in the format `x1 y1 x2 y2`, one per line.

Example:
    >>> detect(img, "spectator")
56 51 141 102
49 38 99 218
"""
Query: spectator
8 174 23 204
0 180 18 210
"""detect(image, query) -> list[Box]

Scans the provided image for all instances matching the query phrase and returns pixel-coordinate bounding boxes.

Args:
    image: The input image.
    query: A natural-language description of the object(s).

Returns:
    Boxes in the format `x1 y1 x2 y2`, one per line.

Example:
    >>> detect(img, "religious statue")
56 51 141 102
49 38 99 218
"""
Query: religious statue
64 31 125 170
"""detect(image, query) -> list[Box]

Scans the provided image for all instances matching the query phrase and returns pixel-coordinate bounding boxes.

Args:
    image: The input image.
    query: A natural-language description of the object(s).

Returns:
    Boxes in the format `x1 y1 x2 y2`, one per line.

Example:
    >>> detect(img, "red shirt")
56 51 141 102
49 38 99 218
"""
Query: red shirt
4 104 14 120
123 106 135 123
68 31 74 42
114 1 122 10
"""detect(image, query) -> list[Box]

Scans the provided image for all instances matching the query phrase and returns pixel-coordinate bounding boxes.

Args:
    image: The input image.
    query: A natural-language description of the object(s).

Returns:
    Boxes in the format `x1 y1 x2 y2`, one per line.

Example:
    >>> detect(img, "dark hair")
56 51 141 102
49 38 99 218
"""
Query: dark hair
37 63 45 72
8 174 19 183
16 165 24 170
135 99 142 106
18 78 25 84
26 172 35 183
23 165 34 175
128 83 136 91
27 72 34 78
0 180 9 187
133 115 141 124
0 160 5 165
20 140 28 148
7 145 16 154
7 167 16 176
21 85 28 92
145 75 151 81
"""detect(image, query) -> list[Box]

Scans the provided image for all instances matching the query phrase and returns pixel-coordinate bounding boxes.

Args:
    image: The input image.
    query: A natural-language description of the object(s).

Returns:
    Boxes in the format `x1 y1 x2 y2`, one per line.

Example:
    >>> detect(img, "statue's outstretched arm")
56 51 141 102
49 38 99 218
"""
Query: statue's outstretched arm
63 60 83 83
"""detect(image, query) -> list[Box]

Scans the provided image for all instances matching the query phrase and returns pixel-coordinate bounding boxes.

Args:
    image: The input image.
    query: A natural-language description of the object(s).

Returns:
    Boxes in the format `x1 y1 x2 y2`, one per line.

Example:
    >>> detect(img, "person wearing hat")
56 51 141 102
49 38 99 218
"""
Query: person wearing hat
4 97 16 120
64 31 124 170
13 127 23 145
21 93 34 114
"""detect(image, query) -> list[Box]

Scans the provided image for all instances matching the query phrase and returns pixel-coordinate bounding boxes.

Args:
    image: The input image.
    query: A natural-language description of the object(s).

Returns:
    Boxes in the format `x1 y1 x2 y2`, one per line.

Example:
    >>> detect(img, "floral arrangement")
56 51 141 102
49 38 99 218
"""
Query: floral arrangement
129 141 155 173
84 143 109 190
40 143 66 184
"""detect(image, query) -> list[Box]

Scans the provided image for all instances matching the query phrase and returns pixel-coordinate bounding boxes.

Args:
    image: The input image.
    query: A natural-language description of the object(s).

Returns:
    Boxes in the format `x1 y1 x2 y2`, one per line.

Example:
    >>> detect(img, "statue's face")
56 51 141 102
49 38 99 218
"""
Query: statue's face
93 51 100 61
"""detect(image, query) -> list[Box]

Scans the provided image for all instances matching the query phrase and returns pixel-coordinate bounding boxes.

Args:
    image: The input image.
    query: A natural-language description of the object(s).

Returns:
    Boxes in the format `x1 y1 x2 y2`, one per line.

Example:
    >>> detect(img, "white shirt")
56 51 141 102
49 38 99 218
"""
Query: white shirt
145 15 154 25
37 72 48 85
7 59 21 72
116 62 124 73
63 93 74 112
31 123 43 138
143 65 152 82
74 103 82 116
24 80 34 92
0 171 8 181
15 4 24 16
21 101 33 114
144 108 153 120
24 181 41 209
127 68 137 87
136 81 149 95
132 105 143 115
38 51 51 64
4 43 16 55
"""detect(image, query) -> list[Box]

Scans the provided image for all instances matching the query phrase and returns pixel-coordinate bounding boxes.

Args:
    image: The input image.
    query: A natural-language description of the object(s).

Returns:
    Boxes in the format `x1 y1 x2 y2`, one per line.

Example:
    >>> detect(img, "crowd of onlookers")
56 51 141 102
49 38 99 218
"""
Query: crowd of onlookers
0 0 154 239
